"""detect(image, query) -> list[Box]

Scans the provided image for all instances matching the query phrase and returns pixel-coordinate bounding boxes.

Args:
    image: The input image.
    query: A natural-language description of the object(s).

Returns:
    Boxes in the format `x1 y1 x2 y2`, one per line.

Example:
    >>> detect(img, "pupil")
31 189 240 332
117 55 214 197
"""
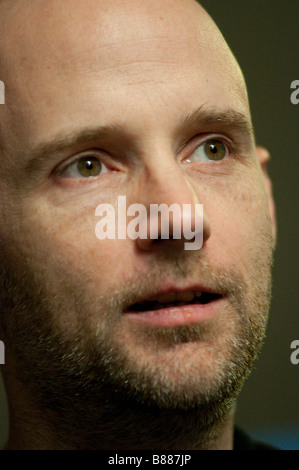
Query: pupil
77 157 101 177
210 145 218 154
86 160 94 170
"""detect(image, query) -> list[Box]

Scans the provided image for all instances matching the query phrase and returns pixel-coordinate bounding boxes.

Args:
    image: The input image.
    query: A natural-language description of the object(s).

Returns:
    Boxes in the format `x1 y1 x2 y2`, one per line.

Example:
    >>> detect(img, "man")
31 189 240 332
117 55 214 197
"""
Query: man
0 0 276 450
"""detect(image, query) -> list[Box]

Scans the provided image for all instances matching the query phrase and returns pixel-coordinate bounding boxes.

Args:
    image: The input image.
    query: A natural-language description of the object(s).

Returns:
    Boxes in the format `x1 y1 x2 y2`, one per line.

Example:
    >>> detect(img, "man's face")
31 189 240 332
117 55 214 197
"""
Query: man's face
0 0 274 444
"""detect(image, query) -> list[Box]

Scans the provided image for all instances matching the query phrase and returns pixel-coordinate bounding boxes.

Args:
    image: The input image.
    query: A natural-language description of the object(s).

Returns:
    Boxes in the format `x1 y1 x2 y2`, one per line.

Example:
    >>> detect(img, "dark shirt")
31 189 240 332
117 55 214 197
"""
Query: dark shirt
234 427 280 450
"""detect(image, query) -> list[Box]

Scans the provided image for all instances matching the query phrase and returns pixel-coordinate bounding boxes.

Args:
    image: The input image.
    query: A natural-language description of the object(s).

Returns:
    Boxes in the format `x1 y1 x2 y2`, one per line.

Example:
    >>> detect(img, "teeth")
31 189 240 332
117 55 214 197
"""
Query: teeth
153 292 176 303
152 290 201 303
176 290 195 302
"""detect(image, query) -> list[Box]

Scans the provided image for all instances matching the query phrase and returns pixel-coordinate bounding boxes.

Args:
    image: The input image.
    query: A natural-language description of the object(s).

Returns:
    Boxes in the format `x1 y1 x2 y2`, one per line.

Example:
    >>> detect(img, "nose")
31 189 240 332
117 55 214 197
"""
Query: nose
135 160 211 252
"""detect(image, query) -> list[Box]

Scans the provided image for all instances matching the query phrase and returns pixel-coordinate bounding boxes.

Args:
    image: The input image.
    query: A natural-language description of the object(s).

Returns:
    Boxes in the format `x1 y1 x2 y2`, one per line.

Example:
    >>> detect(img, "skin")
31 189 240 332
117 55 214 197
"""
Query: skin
0 0 276 450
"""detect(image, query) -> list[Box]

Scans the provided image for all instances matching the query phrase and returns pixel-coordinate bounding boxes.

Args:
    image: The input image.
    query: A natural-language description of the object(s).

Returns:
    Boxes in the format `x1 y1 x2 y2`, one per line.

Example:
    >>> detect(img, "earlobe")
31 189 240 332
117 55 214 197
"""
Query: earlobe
256 146 277 249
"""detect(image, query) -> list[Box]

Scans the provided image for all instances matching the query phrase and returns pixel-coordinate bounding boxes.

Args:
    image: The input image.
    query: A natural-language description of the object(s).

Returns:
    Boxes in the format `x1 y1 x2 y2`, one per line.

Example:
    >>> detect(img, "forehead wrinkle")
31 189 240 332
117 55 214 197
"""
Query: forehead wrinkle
0 0 248 102
0 0 242 74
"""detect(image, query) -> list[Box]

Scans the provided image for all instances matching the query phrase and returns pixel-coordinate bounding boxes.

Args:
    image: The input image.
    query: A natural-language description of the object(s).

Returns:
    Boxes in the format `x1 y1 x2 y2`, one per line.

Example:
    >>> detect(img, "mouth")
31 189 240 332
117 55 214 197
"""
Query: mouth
124 288 224 327
128 290 223 312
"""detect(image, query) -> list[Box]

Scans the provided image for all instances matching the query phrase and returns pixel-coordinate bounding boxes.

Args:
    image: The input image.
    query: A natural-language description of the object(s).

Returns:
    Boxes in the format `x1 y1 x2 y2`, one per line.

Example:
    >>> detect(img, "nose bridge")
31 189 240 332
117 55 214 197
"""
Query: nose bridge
140 145 195 207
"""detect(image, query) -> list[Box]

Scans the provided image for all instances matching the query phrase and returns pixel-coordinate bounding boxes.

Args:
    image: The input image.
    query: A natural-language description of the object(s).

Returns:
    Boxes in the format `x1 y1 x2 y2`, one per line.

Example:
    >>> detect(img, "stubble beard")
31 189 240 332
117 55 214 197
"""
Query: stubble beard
0 242 273 450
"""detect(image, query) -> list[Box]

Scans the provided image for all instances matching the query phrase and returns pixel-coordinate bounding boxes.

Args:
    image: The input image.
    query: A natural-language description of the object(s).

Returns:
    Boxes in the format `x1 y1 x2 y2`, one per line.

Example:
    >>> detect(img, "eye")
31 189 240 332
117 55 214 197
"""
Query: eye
187 139 229 163
60 155 109 178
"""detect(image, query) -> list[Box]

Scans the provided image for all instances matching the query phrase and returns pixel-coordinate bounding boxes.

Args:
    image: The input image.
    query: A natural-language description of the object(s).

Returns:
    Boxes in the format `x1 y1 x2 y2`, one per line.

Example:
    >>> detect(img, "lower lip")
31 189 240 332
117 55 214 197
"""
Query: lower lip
124 298 224 328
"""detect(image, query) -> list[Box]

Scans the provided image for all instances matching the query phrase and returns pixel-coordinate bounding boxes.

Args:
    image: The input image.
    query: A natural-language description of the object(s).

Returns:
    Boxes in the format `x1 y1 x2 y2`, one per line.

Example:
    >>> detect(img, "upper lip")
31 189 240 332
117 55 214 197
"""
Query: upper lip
124 282 223 310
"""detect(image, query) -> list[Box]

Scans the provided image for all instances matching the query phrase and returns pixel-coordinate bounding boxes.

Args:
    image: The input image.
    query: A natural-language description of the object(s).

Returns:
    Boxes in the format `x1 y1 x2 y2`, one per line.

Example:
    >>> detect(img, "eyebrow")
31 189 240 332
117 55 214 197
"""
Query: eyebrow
181 105 254 137
24 106 254 175
24 124 126 175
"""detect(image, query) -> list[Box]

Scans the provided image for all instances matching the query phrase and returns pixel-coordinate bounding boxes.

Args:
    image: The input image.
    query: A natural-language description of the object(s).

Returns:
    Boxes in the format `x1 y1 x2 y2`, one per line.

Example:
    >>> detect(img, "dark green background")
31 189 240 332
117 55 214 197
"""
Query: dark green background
0 0 298 449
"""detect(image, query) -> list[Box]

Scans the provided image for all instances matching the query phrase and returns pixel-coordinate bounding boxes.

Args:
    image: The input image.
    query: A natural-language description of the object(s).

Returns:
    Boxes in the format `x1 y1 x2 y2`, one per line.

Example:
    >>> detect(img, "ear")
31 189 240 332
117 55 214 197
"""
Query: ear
256 146 277 249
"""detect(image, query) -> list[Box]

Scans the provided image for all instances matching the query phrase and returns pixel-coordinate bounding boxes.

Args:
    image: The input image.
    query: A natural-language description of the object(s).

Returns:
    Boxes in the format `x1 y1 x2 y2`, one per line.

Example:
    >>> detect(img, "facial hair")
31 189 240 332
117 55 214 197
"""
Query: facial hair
0 237 273 450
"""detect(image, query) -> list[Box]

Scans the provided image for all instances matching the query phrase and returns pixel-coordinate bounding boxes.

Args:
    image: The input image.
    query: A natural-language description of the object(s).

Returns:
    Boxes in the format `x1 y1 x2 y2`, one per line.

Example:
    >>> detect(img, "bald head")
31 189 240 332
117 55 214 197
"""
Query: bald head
0 0 249 155
0 0 246 93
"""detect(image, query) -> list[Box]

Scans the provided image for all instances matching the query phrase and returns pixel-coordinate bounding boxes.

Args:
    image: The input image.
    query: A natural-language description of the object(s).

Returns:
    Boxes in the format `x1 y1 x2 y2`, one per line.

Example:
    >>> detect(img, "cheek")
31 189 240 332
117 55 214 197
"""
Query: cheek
205 174 272 273
17 199 135 296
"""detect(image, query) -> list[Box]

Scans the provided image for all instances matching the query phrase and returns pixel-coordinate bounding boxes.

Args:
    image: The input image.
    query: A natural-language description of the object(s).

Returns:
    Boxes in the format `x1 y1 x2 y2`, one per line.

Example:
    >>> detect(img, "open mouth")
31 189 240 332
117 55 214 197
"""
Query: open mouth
127 291 223 313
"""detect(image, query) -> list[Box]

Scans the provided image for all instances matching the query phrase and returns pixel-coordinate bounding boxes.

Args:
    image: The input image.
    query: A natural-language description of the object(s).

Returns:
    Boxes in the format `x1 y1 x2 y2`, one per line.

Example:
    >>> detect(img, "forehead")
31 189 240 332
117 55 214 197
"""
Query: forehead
1 0 234 72
0 0 248 146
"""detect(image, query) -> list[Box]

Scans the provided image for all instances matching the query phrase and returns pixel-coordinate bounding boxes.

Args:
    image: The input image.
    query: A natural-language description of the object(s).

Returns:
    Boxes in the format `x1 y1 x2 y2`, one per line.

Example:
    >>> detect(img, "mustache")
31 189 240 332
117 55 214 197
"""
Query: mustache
106 255 245 313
